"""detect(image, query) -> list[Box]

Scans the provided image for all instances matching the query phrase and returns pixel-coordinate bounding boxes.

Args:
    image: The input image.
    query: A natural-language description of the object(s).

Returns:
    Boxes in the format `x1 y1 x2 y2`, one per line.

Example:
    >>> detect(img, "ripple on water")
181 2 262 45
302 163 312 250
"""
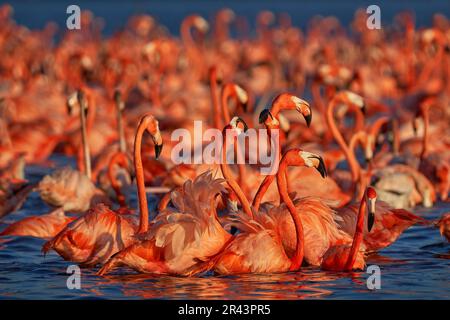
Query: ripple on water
0 156 449 299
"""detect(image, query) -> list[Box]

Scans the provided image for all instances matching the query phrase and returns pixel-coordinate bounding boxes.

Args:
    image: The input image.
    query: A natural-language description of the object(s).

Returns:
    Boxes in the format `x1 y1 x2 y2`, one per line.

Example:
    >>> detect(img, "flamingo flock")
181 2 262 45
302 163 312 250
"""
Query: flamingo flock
0 4 449 281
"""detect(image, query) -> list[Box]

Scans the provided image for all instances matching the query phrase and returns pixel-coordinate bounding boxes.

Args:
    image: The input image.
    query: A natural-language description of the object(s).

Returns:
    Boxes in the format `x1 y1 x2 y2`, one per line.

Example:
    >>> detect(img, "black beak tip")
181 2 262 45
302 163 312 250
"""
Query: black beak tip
154 144 163 160
242 101 248 112
368 212 375 232
315 156 328 179
114 90 121 102
361 104 366 115
258 109 270 124
304 113 312 127
236 117 248 132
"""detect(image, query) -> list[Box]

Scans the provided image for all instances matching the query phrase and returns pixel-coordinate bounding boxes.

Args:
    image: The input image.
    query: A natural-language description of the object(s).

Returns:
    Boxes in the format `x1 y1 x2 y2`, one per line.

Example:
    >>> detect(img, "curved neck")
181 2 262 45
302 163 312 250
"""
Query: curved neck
252 174 274 211
344 190 367 270
134 122 150 233
349 132 369 200
209 67 221 129
417 44 444 87
79 95 92 179
221 85 234 125
85 92 96 134
108 152 128 207
252 124 281 211
276 156 304 271
327 98 360 183
220 129 253 218
311 80 326 115
116 100 126 153
181 18 199 51
369 116 390 139
420 105 430 160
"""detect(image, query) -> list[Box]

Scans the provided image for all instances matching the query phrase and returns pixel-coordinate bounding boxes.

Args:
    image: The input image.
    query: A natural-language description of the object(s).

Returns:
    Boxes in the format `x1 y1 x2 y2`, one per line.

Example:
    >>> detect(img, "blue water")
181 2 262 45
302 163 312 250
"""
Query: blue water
0 0 449 300
0 155 449 299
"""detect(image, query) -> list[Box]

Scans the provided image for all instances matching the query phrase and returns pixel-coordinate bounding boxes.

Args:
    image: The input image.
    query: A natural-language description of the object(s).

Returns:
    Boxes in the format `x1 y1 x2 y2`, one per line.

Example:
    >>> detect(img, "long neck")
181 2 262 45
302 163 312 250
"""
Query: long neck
181 18 197 52
277 158 304 271
116 100 126 153
327 98 359 184
369 116 389 139
108 152 127 207
417 45 444 88
252 124 280 211
209 67 221 129
221 86 233 125
79 98 92 179
344 191 367 270
420 106 430 160
134 122 149 233
86 92 96 134
311 80 326 116
348 132 366 198
220 131 253 218
252 174 274 211
0 107 12 149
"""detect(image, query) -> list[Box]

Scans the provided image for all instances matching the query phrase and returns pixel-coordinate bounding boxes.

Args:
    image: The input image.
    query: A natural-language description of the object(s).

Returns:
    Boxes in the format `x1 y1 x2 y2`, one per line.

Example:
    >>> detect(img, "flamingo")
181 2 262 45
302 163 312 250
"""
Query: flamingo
435 213 450 242
41 113 163 266
321 187 376 271
209 148 328 274
37 90 110 213
97 117 251 276
255 92 351 209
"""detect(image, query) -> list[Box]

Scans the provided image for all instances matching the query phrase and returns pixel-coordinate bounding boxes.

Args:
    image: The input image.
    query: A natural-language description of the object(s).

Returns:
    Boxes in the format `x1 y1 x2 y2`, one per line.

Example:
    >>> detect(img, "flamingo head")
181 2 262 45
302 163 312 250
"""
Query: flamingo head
291 96 312 127
114 89 125 111
76 89 89 118
233 84 249 112
193 16 209 33
296 150 327 178
218 8 235 23
366 186 377 232
258 109 279 129
66 92 78 116
339 91 366 115
139 114 163 159
228 116 248 134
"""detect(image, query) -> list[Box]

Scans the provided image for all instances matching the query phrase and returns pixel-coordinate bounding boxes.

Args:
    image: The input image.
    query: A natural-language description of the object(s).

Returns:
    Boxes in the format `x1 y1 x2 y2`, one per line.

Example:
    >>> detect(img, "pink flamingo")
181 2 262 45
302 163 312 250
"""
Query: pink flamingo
41 113 163 266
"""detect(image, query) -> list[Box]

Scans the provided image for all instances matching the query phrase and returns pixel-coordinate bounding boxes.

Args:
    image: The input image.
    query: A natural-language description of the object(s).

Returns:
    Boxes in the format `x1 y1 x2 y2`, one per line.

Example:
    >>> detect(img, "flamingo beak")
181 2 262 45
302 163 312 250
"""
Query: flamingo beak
154 143 163 160
361 104 366 115
309 155 327 178
258 109 272 124
236 117 248 132
368 198 376 232
241 100 248 112
304 113 312 127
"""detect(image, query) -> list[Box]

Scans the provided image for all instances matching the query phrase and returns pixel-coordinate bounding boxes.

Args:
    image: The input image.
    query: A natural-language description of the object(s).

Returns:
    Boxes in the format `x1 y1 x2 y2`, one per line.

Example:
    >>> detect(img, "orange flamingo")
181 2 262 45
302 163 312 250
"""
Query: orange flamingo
209 148 328 274
321 187 377 271
435 213 450 242
41 113 163 266
96 117 251 276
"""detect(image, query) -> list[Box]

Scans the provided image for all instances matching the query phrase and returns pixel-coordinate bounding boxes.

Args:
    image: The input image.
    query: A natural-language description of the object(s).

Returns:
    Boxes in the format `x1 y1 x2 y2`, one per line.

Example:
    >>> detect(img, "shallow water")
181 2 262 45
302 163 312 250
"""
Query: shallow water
1 0 449 300
0 155 449 300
